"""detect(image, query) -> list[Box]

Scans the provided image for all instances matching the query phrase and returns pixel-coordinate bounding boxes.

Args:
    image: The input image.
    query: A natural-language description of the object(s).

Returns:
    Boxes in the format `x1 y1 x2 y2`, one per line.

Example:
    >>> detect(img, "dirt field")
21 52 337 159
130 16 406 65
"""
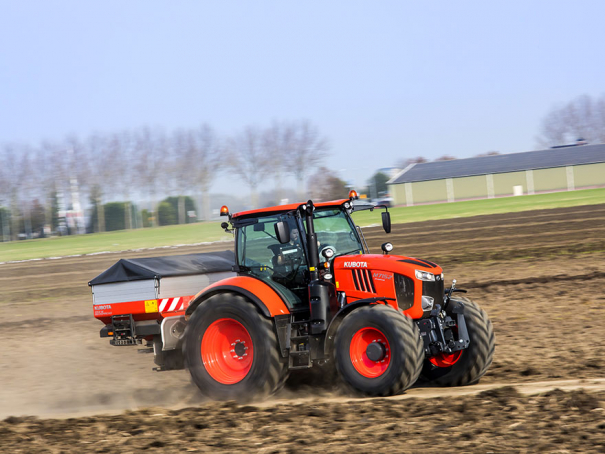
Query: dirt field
1 203 604 452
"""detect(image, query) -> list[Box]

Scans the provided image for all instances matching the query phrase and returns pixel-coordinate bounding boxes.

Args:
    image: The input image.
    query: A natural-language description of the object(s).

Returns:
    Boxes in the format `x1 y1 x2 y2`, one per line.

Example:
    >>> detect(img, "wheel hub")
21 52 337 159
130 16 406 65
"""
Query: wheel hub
366 341 386 362
233 341 247 358
349 327 391 378
201 318 254 384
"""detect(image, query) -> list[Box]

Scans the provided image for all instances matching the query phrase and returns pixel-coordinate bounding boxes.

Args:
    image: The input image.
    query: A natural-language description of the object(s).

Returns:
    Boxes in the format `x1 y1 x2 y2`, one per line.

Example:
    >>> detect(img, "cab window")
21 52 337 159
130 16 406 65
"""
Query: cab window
310 208 364 261
236 214 308 306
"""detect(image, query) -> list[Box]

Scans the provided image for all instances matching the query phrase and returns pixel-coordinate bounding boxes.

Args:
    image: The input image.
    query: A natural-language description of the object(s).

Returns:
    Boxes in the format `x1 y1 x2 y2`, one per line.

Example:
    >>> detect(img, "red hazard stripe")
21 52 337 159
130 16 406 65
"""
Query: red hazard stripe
158 296 194 313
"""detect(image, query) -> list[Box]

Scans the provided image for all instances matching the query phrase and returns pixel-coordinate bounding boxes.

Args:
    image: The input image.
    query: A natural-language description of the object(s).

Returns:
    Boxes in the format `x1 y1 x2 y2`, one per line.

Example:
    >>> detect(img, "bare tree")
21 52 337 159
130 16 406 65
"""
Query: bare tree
170 125 221 223
434 155 456 161
191 124 221 221
37 140 62 232
537 94 605 147
308 166 347 201
19 147 37 238
86 133 115 233
226 126 273 208
62 135 90 234
134 126 167 227
0 145 17 241
283 120 329 199
170 129 195 224
262 121 293 202
2 145 22 240
107 131 135 229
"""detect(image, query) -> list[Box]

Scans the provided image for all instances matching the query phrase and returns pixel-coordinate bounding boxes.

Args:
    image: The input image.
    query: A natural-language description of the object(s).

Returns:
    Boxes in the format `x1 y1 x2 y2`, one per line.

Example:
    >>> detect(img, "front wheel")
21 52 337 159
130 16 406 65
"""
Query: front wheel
334 304 424 396
183 293 287 402
420 297 495 386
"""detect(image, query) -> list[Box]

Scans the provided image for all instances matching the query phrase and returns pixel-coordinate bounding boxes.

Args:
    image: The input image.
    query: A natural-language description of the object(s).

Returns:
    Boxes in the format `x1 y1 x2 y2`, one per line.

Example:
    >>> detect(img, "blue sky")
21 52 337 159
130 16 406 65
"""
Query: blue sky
1 1 604 194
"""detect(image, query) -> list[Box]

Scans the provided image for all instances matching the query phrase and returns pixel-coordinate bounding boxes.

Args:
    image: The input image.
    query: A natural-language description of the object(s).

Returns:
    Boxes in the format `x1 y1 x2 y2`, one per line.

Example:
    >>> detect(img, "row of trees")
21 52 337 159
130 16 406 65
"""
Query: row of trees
0 120 329 241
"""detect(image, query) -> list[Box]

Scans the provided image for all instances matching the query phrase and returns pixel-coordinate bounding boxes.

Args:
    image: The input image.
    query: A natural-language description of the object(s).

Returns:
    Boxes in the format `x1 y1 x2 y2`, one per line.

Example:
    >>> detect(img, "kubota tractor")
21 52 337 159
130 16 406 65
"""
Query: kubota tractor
180 192 495 400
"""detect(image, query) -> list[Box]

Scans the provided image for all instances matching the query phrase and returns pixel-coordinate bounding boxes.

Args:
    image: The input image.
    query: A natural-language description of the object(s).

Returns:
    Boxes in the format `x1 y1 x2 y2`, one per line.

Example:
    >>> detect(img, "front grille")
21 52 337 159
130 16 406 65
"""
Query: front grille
394 273 414 310
422 279 445 308
352 269 376 293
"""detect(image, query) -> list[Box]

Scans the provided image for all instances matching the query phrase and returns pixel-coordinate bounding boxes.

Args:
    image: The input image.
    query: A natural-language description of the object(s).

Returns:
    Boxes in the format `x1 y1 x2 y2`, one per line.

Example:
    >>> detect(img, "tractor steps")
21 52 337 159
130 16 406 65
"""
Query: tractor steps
288 350 311 369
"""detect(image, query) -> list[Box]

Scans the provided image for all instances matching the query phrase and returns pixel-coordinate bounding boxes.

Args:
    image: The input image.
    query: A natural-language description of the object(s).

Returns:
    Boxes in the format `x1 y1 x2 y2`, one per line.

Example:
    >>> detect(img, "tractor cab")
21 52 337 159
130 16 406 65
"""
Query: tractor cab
228 197 368 311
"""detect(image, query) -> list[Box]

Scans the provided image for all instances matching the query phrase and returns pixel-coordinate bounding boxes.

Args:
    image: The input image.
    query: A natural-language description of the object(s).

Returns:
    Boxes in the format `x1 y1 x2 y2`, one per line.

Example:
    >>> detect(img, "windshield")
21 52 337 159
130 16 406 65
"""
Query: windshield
311 207 364 259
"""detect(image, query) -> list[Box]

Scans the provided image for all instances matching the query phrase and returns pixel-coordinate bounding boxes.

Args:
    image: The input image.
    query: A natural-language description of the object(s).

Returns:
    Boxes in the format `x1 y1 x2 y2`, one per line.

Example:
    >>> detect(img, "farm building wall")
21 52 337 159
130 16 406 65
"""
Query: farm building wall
409 179 448 204
390 162 605 206
532 167 568 192
392 183 406 205
452 175 488 199
492 171 527 196
574 162 605 187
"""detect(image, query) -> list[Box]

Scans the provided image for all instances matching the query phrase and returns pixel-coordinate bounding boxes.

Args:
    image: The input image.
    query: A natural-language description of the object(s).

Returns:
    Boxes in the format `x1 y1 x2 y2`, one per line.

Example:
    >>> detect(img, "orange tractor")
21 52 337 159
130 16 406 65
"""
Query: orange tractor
91 192 495 400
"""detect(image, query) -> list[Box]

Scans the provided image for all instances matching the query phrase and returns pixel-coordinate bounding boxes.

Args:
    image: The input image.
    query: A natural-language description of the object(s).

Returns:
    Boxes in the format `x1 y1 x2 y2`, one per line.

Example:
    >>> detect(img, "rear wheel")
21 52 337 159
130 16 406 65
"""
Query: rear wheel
420 297 495 386
183 293 287 401
334 304 424 396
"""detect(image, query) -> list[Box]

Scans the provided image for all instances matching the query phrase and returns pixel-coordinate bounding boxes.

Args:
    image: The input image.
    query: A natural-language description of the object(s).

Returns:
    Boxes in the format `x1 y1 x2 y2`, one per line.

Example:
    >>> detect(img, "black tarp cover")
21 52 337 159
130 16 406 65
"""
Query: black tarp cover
88 250 235 286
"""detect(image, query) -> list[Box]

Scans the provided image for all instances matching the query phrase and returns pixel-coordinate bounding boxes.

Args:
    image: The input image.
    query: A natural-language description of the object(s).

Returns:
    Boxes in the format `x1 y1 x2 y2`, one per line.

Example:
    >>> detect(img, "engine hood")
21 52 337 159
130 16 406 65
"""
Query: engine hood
332 254 443 277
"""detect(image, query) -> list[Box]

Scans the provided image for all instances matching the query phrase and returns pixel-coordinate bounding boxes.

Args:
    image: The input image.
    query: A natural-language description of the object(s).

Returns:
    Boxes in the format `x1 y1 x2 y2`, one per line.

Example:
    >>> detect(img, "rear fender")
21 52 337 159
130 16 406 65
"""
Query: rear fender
185 276 291 318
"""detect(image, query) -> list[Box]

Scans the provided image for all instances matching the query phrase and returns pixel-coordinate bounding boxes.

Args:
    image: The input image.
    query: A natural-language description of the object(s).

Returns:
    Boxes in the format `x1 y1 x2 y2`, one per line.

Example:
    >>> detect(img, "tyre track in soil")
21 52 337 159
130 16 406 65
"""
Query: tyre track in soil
7 378 605 421
376 203 605 232
362 211 605 240
266 378 605 407
366 221 605 249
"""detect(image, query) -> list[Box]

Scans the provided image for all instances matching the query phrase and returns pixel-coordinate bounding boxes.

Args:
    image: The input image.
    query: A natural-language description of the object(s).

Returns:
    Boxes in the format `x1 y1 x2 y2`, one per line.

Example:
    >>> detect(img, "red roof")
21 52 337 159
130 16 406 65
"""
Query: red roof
232 199 349 218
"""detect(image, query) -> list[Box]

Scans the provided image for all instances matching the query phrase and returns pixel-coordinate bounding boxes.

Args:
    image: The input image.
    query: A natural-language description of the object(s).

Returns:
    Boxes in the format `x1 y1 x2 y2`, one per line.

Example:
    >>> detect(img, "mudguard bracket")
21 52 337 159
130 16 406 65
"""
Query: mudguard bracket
274 314 291 358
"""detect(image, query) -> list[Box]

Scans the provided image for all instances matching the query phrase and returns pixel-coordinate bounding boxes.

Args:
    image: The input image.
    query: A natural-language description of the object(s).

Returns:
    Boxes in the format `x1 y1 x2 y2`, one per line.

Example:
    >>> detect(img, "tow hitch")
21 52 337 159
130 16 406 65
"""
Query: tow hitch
107 314 138 346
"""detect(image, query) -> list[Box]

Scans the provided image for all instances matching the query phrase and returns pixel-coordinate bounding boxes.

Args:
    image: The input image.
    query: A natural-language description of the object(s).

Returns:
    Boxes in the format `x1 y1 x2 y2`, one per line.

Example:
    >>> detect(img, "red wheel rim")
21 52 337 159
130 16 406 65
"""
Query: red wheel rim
201 318 254 384
429 350 462 367
349 327 391 378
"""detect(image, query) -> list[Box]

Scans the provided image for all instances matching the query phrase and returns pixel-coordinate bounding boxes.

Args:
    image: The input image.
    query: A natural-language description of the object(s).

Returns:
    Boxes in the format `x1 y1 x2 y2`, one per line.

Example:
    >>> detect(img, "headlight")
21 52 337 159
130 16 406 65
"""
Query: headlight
322 247 335 259
415 269 435 281
421 295 434 311
381 242 393 253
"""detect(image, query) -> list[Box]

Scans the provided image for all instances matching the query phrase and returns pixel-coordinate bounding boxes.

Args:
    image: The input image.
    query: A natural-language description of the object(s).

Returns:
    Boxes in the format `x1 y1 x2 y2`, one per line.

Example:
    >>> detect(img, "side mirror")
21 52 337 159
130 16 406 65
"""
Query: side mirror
274 221 290 244
382 211 391 234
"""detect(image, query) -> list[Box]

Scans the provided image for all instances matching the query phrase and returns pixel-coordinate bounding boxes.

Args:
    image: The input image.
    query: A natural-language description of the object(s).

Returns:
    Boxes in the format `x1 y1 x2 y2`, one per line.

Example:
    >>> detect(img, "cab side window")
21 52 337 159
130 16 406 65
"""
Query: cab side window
237 215 307 274
237 215 308 307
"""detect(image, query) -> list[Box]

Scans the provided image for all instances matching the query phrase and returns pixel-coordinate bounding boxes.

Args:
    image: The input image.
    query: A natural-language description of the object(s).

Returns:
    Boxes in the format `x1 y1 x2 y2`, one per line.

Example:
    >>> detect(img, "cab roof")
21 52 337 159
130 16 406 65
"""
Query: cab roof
232 199 350 219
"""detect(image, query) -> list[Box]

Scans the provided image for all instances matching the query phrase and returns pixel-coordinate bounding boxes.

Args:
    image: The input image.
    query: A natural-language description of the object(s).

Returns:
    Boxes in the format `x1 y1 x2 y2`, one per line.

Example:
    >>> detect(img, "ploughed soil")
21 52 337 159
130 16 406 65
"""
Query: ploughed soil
1 203 604 452
1 388 604 453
